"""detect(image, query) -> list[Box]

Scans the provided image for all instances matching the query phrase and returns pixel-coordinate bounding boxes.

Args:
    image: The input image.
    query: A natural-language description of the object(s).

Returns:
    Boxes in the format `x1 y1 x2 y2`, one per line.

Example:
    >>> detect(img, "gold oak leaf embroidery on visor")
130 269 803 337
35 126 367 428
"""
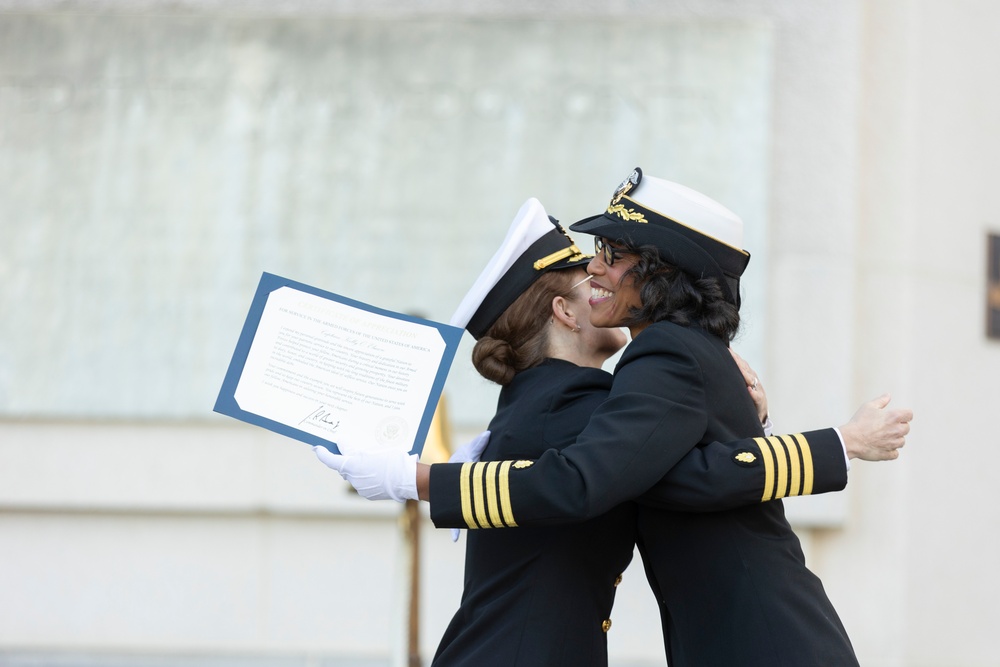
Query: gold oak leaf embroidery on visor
606 204 647 223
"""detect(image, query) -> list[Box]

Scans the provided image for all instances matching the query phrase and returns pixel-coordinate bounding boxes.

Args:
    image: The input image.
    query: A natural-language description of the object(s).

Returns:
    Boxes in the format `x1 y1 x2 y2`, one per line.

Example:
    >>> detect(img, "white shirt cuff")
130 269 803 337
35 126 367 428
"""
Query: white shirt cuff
833 427 851 472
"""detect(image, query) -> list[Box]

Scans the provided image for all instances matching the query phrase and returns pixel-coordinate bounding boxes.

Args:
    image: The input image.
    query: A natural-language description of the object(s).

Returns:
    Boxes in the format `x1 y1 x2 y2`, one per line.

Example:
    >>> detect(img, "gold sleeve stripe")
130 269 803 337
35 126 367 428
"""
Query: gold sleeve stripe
754 437 776 502
459 462 477 529
772 436 791 499
471 462 490 529
792 433 815 495
778 434 802 497
483 461 504 528
498 461 517 527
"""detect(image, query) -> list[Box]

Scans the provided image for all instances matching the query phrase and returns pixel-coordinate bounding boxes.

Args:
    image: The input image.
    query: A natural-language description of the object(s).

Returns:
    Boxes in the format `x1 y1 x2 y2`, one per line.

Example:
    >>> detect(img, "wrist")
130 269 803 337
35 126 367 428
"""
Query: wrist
417 463 431 501
839 423 859 459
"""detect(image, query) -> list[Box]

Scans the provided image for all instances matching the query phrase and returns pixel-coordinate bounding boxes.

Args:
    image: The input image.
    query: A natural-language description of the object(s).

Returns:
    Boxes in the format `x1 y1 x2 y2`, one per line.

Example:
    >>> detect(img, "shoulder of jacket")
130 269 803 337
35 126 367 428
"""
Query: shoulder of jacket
515 361 612 395
548 363 613 396
622 321 697 357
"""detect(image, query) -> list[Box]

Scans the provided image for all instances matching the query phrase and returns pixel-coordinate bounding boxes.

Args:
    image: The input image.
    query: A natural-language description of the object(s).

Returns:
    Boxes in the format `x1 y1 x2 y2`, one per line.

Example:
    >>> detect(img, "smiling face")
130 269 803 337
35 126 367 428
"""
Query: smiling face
564 269 628 360
586 237 644 335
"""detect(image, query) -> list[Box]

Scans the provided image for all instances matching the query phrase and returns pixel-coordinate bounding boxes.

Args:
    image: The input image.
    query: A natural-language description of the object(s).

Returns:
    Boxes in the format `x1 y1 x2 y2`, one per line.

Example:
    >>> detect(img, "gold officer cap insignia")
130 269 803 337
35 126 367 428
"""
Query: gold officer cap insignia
513 460 534 469
735 451 757 464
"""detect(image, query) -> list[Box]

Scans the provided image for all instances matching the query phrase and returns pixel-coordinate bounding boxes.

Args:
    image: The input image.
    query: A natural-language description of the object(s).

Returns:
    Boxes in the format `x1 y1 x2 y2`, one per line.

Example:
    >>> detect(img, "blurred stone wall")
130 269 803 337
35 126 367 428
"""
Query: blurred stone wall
0 12 773 426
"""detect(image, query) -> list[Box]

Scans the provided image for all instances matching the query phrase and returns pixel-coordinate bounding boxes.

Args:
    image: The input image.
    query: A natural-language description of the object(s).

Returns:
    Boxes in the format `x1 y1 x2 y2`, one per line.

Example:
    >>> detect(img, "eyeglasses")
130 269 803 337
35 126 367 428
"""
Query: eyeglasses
594 237 634 266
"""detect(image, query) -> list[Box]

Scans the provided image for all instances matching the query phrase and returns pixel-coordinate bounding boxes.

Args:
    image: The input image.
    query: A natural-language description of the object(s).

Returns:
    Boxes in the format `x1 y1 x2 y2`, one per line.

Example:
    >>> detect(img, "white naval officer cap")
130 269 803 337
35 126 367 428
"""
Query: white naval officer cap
569 167 751 308
450 198 591 339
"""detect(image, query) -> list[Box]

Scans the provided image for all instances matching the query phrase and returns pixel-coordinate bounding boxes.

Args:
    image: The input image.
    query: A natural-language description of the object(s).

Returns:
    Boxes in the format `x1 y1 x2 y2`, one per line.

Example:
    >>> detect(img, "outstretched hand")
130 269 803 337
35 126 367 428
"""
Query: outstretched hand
839 393 913 461
314 446 418 502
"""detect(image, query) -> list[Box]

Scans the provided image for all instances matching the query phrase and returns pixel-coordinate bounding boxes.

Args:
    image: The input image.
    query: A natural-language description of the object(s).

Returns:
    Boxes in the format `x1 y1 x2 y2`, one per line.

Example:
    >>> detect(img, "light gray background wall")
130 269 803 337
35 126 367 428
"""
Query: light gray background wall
0 12 774 426
2 1 998 666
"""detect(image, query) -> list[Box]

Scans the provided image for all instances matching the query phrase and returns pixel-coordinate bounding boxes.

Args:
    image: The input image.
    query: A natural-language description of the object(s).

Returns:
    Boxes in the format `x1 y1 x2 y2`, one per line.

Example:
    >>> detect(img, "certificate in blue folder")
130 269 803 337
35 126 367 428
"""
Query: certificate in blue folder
214 273 463 457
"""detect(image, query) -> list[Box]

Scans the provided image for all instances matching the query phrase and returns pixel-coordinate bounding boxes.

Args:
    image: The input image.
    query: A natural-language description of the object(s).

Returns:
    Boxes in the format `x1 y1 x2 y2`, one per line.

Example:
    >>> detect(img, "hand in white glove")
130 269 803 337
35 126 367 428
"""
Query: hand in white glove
448 430 491 466
447 430 491 542
313 446 418 503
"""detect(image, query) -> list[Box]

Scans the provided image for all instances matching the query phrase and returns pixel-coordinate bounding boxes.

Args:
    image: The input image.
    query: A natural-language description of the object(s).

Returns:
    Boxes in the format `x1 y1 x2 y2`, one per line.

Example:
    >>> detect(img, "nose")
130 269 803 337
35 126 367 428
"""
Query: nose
587 254 605 274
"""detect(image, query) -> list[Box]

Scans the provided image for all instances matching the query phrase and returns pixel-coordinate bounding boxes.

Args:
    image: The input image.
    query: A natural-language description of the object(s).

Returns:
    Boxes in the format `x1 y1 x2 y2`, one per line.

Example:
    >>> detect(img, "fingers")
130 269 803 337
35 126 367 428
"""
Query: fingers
877 419 908 444
876 449 899 461
883 405 913 450
877 416 911 456
872 443 902 461
449 430 492 464
728 348 747 375
470 430 491 458
729 349 761 394
730 350 766 421
313 446 345 471
870 392 892 409
728 348 751 379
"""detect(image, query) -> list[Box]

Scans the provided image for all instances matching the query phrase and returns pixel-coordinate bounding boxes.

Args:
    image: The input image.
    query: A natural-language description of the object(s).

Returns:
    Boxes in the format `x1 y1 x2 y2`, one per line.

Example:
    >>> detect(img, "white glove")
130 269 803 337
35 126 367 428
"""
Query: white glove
447 430 491 542
449 430 491 466
313 446 418 502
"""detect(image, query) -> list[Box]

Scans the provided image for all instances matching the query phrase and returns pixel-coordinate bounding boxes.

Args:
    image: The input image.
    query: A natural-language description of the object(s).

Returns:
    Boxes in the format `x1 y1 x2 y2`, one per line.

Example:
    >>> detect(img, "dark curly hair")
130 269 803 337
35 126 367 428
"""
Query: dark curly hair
620 243 740 342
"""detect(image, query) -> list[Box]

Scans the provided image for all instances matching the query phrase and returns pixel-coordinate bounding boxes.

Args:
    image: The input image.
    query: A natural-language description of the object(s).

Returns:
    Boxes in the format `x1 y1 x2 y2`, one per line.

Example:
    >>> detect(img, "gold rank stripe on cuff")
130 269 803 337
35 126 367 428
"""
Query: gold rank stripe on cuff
753 434 815 502
791 433 815 496
458 461 519 529
459 463 476 529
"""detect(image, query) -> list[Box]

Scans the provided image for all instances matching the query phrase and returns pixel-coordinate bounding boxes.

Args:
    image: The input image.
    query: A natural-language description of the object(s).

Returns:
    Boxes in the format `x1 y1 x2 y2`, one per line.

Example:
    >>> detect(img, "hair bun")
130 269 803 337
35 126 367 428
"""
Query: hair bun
472 336 517 385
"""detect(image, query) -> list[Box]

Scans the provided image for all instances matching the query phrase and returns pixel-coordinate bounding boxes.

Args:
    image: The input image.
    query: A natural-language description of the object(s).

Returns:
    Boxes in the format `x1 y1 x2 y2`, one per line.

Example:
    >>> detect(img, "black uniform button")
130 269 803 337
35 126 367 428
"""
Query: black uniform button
602 619 612 633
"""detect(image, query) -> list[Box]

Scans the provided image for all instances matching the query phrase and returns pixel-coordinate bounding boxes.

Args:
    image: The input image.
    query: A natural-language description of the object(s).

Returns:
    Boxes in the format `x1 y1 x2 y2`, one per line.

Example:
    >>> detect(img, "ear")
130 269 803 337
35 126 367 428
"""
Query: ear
551 295 578 331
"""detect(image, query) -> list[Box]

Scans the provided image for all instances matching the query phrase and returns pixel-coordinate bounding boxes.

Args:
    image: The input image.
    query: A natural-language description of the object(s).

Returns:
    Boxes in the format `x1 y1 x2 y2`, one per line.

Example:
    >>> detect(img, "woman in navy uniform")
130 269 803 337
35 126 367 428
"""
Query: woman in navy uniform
425 171 911 666
429 201 635 665
425 198 865 667
317 174 912 665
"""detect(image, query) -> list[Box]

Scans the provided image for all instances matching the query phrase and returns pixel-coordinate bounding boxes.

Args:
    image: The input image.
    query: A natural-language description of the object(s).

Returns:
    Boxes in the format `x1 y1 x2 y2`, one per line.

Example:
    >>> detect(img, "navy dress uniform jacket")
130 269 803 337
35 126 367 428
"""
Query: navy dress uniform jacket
430 322 859 667
431 359 636 667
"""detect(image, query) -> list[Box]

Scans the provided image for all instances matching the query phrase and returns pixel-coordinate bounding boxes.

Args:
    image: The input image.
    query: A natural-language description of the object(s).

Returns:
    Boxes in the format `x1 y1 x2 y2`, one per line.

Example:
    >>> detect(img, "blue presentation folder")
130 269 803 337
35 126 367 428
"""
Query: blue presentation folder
214 272 463 456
